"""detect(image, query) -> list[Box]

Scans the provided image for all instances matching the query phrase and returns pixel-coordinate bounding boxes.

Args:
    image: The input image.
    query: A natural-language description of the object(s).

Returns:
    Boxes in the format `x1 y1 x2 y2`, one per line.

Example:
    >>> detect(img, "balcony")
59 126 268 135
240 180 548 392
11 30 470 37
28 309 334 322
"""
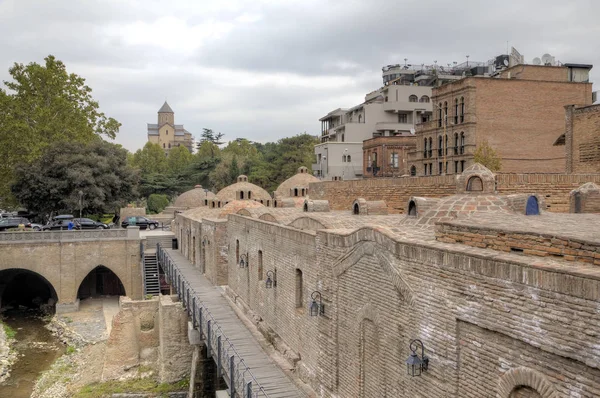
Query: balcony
375 122 414 132
383 101 432 113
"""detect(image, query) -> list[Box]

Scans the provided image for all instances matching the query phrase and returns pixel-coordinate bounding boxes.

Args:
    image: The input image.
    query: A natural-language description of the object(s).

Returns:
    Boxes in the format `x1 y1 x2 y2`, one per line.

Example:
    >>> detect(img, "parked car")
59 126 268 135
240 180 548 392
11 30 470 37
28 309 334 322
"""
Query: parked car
42 215 78 231
31 223 44 231
73 218 109 229
0 217 32 231
121 216 159 230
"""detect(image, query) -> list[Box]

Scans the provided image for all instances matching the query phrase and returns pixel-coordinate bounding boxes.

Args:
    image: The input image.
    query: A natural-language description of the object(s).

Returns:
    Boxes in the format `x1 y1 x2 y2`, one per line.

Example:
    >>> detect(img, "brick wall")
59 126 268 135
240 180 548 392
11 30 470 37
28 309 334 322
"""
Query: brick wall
568 104 600 173
222 217 600 397
498 65 568 82
310 173 600 213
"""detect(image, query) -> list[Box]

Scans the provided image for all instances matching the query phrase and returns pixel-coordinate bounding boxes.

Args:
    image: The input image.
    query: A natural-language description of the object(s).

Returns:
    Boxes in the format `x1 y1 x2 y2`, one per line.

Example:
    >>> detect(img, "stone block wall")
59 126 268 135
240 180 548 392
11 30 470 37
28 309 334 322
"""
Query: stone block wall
309 173 600 213
202 219 228 286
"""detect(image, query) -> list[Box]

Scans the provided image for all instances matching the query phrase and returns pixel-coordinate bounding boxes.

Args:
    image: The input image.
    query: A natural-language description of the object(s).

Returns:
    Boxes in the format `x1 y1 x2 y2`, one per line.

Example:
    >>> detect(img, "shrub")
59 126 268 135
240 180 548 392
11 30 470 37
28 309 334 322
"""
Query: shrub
147 194 169 214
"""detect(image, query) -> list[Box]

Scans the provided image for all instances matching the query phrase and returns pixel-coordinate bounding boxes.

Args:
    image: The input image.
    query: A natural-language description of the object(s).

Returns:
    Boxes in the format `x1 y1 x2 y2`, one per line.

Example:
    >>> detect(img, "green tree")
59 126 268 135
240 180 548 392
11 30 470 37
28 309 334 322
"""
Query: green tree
473 140 502 172
0 55 120 206
132 142 168 175
147 194 170 214
11 141 138 217
198 128 224 158
196 141 221 160
167 145 193 174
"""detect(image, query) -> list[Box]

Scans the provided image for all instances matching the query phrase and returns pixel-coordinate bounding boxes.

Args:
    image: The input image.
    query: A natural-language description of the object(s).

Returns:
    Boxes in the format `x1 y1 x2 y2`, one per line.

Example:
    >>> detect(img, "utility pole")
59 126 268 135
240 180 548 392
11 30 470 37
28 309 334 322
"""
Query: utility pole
78 190 83 220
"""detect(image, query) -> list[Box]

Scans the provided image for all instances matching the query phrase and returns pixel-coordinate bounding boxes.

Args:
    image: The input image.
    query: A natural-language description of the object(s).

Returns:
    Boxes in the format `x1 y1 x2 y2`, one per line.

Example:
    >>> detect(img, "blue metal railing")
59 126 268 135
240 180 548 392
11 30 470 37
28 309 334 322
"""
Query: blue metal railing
157 244 270 398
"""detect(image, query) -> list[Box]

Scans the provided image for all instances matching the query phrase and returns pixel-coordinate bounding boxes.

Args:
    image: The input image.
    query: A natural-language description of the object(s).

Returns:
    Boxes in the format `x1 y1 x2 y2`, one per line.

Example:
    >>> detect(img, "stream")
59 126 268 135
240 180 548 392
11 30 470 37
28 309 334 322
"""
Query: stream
0 311 64 398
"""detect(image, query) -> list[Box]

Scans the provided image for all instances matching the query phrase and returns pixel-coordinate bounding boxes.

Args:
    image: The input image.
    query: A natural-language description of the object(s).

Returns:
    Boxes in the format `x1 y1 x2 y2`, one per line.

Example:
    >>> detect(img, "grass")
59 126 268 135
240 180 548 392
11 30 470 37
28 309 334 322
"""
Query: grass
75 378 188 398
66 345 76 355
2 322 16 339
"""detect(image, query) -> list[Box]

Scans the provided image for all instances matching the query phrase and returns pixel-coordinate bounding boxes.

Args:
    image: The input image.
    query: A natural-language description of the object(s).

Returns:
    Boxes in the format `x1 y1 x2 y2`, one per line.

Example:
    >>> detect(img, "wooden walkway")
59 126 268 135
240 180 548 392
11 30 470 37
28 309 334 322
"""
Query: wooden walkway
158 247 307 398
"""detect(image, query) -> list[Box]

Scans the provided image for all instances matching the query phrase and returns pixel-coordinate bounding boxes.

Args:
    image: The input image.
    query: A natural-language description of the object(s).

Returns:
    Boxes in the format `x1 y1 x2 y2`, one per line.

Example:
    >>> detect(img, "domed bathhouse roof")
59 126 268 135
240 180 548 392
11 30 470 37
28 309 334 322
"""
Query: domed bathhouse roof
218 200 265 219
274 166 319 199
214 175 272 204
173 185 216 208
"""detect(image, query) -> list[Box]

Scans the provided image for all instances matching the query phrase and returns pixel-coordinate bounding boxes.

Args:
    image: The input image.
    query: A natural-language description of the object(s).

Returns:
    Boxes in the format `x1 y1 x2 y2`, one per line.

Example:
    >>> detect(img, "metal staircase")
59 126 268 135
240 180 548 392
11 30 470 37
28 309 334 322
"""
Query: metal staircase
143 253 160 296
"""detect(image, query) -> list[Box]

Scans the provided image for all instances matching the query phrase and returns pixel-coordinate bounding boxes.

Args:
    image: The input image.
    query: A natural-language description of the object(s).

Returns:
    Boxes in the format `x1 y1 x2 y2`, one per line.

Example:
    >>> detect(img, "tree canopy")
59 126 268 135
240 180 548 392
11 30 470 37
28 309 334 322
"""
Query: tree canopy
474 140 502 172
0 55 120 207
11 140 138 218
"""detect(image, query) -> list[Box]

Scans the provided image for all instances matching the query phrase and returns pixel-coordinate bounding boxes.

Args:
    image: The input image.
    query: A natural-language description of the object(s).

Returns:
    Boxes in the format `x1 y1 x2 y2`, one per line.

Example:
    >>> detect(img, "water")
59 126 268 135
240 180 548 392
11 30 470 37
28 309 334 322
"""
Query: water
0 311 64 398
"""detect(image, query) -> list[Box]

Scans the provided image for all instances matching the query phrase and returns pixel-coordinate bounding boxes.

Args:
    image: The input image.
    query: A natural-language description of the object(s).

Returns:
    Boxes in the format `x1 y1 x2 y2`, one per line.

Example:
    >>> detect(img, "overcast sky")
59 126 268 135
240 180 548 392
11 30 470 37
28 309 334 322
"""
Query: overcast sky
1 0 598 152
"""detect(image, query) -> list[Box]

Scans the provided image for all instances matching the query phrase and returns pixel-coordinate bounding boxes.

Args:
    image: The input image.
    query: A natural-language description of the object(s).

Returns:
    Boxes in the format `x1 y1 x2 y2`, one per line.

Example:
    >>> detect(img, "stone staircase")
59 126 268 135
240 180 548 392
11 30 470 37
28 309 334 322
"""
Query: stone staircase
143 253 160 296
144 234 175 251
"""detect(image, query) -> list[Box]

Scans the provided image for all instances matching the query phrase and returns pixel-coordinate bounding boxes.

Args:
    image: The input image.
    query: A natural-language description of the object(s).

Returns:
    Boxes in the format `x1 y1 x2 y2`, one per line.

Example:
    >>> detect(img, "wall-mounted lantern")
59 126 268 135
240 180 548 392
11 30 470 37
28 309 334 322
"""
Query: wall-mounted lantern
265 270 276 288
309 291 324 316
239 253 249 268
406 339 429 377
202 236 209 247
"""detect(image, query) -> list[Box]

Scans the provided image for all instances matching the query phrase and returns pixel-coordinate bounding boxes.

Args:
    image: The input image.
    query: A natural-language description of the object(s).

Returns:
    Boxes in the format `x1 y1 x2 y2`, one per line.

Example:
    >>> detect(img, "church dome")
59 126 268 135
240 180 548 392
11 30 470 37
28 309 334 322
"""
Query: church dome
218 200 265 218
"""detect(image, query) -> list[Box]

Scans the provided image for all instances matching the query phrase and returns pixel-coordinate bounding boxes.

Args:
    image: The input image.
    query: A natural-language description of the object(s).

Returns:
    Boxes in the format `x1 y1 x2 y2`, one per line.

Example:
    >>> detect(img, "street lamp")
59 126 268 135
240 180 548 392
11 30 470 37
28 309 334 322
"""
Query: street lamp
406 339 429 377
309 291 324 317
238 253 248 268
78 190 84 219
265 270 276 288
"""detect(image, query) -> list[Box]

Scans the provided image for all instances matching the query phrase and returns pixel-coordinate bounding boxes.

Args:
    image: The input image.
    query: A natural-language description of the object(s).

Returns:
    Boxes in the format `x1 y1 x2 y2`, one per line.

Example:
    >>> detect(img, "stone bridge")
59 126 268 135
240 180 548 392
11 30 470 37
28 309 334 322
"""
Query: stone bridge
0 228 143 312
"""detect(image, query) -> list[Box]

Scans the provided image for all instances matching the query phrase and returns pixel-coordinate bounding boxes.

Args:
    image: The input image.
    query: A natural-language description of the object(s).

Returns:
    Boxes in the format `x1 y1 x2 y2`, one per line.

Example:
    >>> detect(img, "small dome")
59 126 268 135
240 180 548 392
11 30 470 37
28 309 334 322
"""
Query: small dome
218 200 265 218
215 178 271 202
274 167 319 199
174 186 216 208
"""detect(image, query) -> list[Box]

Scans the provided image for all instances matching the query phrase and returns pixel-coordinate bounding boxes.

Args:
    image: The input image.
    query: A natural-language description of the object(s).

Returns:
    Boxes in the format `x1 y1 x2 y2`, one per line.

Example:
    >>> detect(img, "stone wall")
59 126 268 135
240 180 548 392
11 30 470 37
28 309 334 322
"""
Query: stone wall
309 173 600 213
223 216 600 397
0 229 143 305
201 219 228 286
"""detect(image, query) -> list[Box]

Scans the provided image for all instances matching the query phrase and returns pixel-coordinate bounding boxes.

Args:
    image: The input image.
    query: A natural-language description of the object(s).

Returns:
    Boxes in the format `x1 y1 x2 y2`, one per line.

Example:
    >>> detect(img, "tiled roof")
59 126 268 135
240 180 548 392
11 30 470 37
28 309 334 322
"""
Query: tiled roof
158 101 174 113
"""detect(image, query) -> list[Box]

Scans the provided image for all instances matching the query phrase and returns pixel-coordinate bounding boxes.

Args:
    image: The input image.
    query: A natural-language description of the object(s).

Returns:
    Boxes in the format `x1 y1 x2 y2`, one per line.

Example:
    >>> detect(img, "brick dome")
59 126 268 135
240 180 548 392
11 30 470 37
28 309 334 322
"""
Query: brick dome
218 200 265 219
215 175 272 202
274 167 319 199
173 185 216 208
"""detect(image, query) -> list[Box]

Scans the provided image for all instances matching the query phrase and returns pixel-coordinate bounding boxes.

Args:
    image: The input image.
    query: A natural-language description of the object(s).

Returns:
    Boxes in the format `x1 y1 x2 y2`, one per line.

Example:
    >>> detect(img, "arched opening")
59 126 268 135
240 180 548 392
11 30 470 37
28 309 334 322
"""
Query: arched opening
295 269 303 308
419 95 430 103
466 176 484 191
240 191 245 200
192 236 196 265
258 250 263 281
77 266 126 299
303 202 308 212
248 191 252 200
236 239 240 264
267 200 271 207
410 165 416 176
409 95 418 102
353 203 360 215
509 386 543 398
294 188 299 197
0 269 58 311
408 200 417 216
526 196 540 215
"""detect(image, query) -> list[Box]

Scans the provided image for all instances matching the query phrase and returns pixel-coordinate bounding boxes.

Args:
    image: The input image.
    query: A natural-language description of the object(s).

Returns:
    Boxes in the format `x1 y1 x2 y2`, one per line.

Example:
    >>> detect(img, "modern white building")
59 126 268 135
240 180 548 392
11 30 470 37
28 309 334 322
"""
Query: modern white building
314 81 433 180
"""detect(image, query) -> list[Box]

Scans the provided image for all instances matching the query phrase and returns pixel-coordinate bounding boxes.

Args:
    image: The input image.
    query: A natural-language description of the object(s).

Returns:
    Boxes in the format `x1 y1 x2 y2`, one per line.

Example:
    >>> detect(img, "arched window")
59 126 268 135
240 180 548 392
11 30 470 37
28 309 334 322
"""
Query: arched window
409 95 418 102
358 114 362 123
303 202 308 212
419 95 430 103
423 138 427 158
240 191 245 200
460 132 465 154
248 191 252 200
454 99 459 124
438 135 443 156
526 196 540 215
443 101 448 124
168 143 171 148
236 239 240 264
428 137 432 158
267 200 270 207
445 134 448 155
166 130 168 135
466 176 483 191
258 250 264 280
460 97 465 123
353 203 360 215
454 133 459 155
438 103 443 127
163 143 165 148
294 188 299 197
410 165 416 176
408 200 417 216
295 269 303 308
347 155 351 162
341 134 345 142
342 155 346 162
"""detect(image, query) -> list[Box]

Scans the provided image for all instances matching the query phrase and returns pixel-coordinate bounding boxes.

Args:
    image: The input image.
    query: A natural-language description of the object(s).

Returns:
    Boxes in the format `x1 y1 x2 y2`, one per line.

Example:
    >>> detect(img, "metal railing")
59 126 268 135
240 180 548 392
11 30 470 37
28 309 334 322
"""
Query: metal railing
157 244 270 398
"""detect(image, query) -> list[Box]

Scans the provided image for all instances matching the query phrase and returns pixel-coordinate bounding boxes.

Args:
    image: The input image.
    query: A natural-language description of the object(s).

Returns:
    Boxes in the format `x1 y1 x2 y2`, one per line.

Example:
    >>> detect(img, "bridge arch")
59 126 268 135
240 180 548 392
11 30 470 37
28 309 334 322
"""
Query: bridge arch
0 268 58 310
77 265 127 299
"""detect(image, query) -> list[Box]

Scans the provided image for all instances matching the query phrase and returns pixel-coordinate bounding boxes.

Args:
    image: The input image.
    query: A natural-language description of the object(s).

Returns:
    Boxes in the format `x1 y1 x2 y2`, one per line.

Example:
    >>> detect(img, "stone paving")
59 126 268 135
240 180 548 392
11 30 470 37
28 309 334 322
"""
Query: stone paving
57 297 118 343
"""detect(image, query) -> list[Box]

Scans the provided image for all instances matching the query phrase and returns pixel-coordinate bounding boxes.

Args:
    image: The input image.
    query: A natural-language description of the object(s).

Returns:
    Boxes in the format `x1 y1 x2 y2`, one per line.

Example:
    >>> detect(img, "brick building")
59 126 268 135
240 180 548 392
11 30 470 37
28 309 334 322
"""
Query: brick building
173 164 600 397
563 103 600 173
362 135 415 177
410 64 593 176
